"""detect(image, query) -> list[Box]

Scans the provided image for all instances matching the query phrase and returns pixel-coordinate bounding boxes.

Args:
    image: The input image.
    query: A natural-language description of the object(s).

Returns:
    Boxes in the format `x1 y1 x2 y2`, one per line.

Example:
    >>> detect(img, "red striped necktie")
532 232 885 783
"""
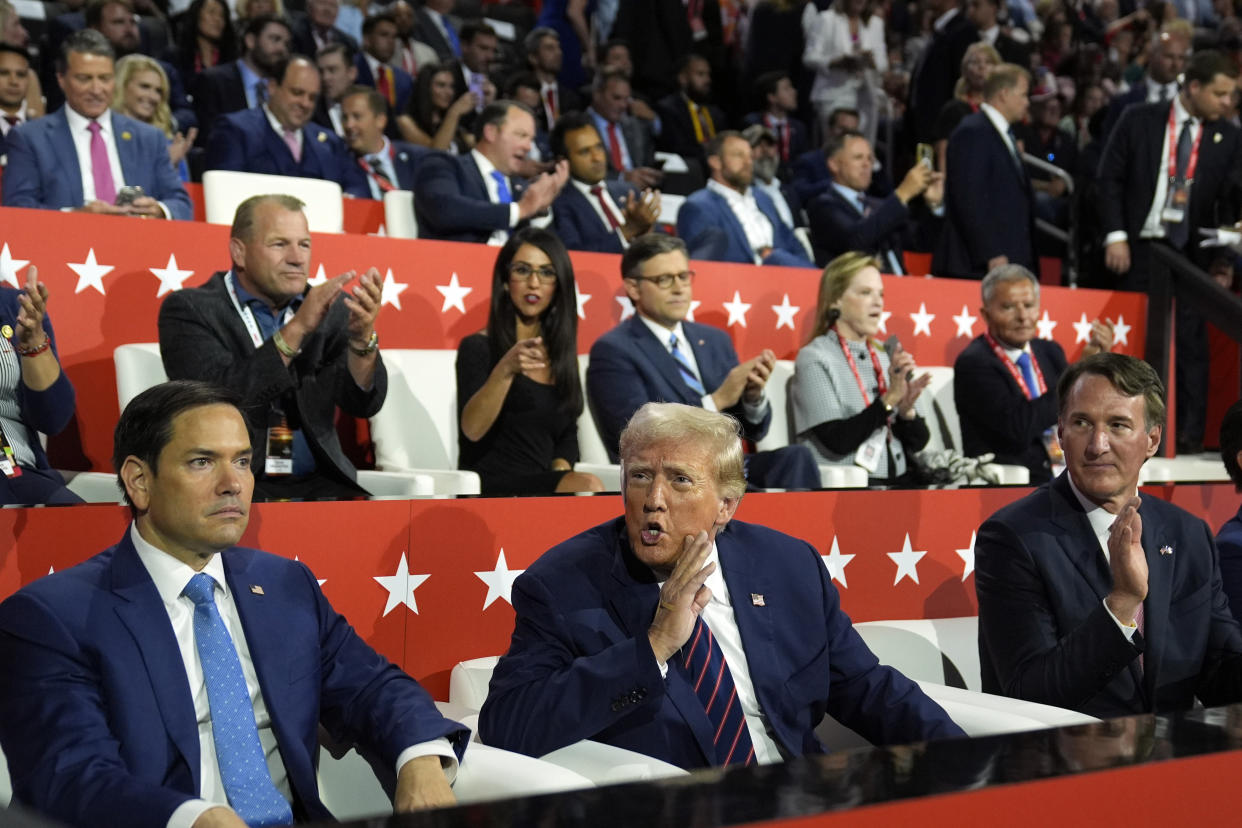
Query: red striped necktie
681 617 756 766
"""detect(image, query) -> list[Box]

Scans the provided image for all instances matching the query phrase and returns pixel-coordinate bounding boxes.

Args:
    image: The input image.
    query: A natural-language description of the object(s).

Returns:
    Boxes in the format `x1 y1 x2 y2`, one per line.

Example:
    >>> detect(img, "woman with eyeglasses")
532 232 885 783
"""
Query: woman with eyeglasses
456 228 605 495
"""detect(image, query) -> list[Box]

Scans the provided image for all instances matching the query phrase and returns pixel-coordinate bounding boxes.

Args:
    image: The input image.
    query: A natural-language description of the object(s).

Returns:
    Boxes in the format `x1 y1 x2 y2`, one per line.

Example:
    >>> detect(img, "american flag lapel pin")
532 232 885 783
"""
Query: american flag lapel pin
250 584 265 595
1159 545 1173 557
750 593 765 606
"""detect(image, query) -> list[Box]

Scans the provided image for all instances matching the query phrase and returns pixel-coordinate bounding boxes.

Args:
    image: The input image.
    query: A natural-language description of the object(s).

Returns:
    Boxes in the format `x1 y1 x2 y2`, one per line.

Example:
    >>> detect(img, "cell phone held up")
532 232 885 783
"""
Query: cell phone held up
115 185 144 207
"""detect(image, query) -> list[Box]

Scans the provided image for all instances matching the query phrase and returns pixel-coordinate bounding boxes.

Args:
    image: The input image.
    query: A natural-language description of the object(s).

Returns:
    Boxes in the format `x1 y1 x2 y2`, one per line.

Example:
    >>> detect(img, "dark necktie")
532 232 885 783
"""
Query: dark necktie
1167 119 1195 249
668 333 706 395
607 122 625 170
361 156 396 193
681 617 756 766
3 115 17 128
1006 126 1026 179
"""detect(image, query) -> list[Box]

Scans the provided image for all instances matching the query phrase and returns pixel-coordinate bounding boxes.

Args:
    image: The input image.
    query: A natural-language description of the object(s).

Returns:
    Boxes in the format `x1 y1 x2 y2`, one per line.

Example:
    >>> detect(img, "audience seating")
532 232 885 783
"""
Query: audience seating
921 366 1030 485
383 189 418 239
574 356 624 490
202 171 345 234
113 343 435 497
853 616 982 691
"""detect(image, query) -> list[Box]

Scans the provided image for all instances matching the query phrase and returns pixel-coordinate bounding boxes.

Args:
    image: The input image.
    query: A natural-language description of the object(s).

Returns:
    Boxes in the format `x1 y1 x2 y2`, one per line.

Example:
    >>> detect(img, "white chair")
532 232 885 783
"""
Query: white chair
114 343 433 497
793 226 816 263
853 616 983 691
755 359 868 489
658 193 685 227
1140 454 1229 484
201 170 344 234
922 366 1030 485
369 349 482 495
915 681 1099 735
575 355 623 490
383 189 418 239
62 470 122 503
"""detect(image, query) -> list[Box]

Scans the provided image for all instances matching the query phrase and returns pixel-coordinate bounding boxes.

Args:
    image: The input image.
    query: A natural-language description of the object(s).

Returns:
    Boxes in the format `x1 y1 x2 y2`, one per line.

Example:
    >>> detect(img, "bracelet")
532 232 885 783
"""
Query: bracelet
16 337 51 357
272 329 302 359
349 330 379 357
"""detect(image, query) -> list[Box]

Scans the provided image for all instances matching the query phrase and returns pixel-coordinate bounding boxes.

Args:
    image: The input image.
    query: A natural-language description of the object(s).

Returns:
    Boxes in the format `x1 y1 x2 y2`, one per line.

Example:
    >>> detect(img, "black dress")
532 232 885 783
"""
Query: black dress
455 332 579 496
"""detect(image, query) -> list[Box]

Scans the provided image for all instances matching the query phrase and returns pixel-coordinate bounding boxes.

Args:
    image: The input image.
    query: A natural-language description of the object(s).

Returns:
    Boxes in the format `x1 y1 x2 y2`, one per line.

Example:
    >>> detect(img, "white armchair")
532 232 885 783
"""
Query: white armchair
383 189 418 239
202 170 344 233
922 366 1030 485
575 355 622 490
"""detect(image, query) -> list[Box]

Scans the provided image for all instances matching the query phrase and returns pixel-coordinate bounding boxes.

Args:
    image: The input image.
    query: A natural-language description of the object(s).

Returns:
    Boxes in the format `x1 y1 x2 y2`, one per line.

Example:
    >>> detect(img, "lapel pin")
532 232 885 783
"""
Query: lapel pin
121 131 131 140
1214 133 1223 143
398 152 408 161
250 584 265 595
750 593 765 606
697 339 705 346
1 324 11 339
317 132 327 142
1159 545 1173 556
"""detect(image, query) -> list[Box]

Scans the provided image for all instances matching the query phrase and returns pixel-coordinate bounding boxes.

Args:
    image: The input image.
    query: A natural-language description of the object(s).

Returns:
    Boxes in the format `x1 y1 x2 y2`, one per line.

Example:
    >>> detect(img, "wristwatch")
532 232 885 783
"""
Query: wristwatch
350 330 380 356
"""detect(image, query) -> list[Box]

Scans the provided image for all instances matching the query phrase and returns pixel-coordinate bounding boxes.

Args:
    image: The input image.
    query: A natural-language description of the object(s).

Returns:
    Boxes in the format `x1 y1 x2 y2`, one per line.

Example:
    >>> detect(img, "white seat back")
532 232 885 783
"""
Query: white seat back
921 366 960 452
853 616 982 691
114 343 167 410
755 359 796 453
370 349 460 472
576 355 614 464
383 189 418 239
202 170 344 234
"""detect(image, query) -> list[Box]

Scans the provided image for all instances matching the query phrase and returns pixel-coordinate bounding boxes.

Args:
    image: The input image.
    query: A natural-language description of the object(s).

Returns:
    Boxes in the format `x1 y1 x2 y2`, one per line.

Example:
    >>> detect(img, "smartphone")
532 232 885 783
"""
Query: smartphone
884 335 915 381
916 143 934 170
115 185 144 207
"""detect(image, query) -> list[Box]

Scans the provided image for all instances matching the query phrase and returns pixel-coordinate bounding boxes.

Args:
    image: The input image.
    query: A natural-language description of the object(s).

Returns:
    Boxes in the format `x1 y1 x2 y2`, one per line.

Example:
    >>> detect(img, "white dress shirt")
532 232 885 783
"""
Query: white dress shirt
471 148 520 245
263 103 301 156
655 542 784 764
705 178 775 265
1145 79 1179 104
1105 96 1197 246
980 101 1021 162
571 176 628 247
130 525 456 828
755 177 794 230
0 99 27 137
361 136 399 200
635 314 768 420
65 107 172 219
327 101 345 137
1064 475 1141 640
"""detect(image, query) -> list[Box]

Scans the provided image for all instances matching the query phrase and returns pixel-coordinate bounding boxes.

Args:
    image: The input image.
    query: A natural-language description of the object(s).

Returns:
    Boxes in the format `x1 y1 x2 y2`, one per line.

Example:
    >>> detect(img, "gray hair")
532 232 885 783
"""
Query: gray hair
619 403 746 501
981 263 1040 305
523 25 558 56
57 28 114 74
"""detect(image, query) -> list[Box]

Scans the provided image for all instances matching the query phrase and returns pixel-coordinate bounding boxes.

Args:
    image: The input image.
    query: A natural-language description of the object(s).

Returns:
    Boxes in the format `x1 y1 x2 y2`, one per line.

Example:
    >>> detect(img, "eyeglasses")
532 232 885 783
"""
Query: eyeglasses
508 262 558 284
629 270 695 289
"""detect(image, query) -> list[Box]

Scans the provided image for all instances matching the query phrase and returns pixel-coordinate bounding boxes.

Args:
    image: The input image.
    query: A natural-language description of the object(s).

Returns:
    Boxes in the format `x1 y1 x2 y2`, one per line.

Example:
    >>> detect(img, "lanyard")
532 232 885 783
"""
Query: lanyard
764 114 790 160
834 327 887 405
983 332 1046 400
224 272 296 349
1167 103 1203 182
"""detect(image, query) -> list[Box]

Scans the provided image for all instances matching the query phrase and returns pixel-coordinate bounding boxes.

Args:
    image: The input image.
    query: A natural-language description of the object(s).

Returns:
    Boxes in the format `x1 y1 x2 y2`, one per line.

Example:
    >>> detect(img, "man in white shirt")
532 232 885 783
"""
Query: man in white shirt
0 380 470 828
522 26 580 131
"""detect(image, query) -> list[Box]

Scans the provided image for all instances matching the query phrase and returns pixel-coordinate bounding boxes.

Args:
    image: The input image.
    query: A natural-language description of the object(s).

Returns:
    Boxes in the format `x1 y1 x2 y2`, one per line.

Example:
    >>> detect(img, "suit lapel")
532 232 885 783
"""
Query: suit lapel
111 112 139 183
1139 502 1172 704
1049 474 1112 600
717 529 775 708
51 111 84 206
707 190 752 259
109 532 201 788
626 317 702 404
684 322 724 392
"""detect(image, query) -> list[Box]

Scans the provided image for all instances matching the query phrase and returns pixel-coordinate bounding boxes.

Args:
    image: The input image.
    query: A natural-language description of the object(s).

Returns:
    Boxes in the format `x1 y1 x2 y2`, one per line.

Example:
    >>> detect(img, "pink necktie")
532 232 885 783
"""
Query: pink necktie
283 130 301 163
87 121 116 204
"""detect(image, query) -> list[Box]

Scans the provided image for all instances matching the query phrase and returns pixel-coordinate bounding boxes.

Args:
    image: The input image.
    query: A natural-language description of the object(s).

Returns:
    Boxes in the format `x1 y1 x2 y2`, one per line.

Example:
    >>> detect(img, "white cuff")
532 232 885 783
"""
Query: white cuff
1102 598 1138 642
158 201 172 220
508 203 520 228
396 737 459 786
1104 230 1128 246
742 394 769 424
166 799 224 828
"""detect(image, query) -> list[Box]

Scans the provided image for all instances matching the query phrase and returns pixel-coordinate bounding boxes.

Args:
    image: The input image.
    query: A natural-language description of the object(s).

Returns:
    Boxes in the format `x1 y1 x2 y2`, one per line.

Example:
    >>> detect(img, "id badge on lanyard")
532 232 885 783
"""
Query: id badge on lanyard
1162 108 1201 224
855 429 886 475
0 336 20 478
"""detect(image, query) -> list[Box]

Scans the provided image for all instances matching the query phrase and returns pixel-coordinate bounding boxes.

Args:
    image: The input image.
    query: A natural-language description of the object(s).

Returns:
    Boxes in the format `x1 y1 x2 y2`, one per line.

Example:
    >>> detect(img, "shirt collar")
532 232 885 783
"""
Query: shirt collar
655 541 729 607
572 176 604 195
130 522 230 609
636 311 687 347
369 135 393 162
65 105 109 135
706 177 751 204
472 147 501 179
588 106 617 127
229 268 304 314
262 103 293 136
980 101 1013 137
831 180 866 206
1064 472 1135 547
1172 92 1195 127
237 58 262 91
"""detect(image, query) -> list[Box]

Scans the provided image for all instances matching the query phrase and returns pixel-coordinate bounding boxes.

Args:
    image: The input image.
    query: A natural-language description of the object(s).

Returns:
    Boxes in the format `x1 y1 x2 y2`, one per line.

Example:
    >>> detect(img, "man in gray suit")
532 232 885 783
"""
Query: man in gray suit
587 66 663 191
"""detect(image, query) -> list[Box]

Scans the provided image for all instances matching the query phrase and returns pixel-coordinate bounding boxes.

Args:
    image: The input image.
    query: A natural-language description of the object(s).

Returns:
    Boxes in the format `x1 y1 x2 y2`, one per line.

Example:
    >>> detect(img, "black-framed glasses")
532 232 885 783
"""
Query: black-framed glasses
629 270 695 289
508 262 558 284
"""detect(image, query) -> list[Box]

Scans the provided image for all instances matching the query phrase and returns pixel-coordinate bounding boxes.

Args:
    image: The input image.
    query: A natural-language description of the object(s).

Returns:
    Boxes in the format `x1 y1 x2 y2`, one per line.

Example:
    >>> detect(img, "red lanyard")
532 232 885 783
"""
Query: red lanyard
764 114 790 161
1167 102 1203 182
983 332 1046 400
834 327 887 405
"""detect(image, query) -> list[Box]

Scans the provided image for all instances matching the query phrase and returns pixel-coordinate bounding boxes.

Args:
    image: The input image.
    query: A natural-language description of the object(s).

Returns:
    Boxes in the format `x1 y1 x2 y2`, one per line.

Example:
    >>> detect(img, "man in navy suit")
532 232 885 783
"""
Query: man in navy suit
550 111 660 254
586 234 819 490
480 401 962 767
741 71 808 170
1215 400 1242 625
656 54 727 163
192 15 292 148
933 63 1036 279
0 380 470 827
976 354 1242 717
354 12 414 118
808 130 942 270
1 30 191 220
292 0 358 58
205 55 370 198
413 100 568 243
677 131 814 268
523 27 582 132
410 0 461 63
342 85 427 197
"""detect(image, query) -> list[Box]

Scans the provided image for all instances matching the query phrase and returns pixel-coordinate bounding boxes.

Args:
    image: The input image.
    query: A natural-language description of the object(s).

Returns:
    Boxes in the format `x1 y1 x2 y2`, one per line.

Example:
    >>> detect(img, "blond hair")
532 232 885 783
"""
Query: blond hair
619 403 746 501
808 251 882 342
113 54 174 137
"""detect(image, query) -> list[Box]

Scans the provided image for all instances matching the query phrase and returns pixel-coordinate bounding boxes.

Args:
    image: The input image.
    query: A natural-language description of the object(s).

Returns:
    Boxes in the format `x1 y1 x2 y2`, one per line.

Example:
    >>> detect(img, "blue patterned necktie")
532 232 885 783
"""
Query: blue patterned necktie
1015 351 1041 399
182 573 293 828
490 169 512 204
668 333 706 395
681 617 756 766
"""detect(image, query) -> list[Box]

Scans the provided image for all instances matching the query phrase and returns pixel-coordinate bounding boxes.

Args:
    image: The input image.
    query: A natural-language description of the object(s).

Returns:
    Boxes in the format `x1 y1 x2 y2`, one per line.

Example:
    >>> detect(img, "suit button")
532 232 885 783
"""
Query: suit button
611 701 622 712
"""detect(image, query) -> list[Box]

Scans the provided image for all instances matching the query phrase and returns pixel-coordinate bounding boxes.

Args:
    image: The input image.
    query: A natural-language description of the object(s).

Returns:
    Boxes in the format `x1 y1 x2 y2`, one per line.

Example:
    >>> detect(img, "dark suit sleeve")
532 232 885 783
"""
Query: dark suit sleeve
1190 527 1242 707
1216 520 1242 626
204 114 247 171
0 590 196 828
191 71 228 147
1 127 50 209
586 334 653 460
15 310 75 437
945 124 1018 264
1096 106 1139 238
953 343 1063 457
808 193 908 258
413 153 512 236
552 191 624 254
145 131 193 221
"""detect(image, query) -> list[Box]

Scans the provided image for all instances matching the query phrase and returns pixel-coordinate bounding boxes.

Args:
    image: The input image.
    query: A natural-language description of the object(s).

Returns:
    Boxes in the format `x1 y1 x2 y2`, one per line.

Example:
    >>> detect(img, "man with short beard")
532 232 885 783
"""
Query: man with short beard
740 124 800 233
386 0 439 76
655 54 726 162
192 14 292 146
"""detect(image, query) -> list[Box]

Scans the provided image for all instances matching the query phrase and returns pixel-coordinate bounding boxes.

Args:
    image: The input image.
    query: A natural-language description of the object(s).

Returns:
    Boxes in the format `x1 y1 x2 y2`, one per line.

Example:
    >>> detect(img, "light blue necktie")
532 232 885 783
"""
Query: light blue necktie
443 17 462 57
183 573 293 828
669 333 706 395
1015 351 1041 399
490 169 512 204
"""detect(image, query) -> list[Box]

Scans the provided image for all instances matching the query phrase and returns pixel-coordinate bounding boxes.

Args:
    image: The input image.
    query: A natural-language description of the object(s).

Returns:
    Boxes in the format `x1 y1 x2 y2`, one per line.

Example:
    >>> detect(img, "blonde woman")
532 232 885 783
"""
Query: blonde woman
112 55 197 181
789 252 931 484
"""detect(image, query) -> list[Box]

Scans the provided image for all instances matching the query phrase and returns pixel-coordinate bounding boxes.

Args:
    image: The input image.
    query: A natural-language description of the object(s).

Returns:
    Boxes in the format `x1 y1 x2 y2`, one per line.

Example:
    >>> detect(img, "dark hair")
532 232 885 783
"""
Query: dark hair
486 228 582 415
459 20 497 44
825 106 860 131
596 37 629 68
409 61 456 135
549 110 597 158
676 52 709 75
343 83 386 116
621 234 687 280
523 25 557 56
175 0 239 73
474 99 534 143
317 39 355 65
0 43 31 65
271 53 314 86
243 13 292 42
361 11 397 37
85 0 132 30
1056 353 1167 429
703 128 744 160
592 64 629 94
823 128 865 160
57 28 115 74
504 70 540 98
1222 400 1242 489
1185 49 1239 86
752 70 789 106
113 381 245 513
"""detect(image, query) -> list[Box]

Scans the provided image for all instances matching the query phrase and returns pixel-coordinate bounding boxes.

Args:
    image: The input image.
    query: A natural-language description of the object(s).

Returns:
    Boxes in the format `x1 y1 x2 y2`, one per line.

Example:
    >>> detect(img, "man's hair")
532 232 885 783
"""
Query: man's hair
1221 400 1242 489
620 403 746 502
1056 353 1167 429
826 106 859 131
596 37 630 67
85 0 133 29
503 70 540 97
676 52 709 75
981 263 1040 304
823 128 865 161
113 381 245 513
271 53 314 86
1185 49 1239 86
57 28 115 74
230 194 306 240
703 128 744 160
0 43 31 65
621 233 687 279
549 110 597 158
473 99 534 143
342 83 386 116
523 25 557 56
982 63 1030 100
592 64 629 93
243 13 292 42
316 40 355 64
361 11 396 36
752 70 789 104
459 19 496 44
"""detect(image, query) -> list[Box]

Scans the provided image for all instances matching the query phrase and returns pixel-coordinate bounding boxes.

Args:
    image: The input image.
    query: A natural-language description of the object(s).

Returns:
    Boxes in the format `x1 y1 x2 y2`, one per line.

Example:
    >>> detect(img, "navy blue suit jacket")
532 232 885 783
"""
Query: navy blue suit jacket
807 186 910 269
551 179 635 254
676 186 813 268
0 288 75 470
1 109 192 220
413 150 526 243
479 517 963 767
977 473 1242 718
353 54 414 117
190 60 248 148
0 531 469 828
204 107 370 198
1216 504 1242 627
586 317 771 461
933 111 1036 278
